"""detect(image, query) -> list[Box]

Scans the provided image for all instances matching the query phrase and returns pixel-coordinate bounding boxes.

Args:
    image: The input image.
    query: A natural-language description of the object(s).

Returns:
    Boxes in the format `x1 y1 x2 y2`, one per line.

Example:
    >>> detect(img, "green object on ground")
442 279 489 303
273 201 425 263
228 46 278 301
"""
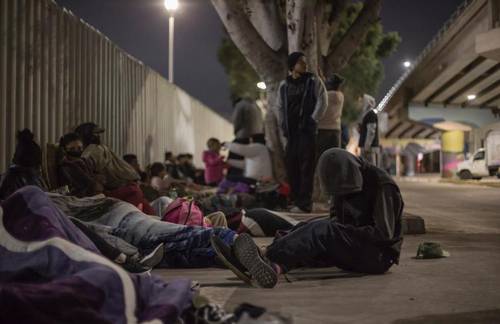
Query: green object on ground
416 242 450 259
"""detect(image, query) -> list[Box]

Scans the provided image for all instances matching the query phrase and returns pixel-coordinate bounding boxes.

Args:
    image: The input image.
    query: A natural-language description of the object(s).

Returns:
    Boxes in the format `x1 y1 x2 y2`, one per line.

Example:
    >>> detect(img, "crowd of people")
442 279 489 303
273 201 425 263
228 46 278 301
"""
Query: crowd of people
0 51 401 323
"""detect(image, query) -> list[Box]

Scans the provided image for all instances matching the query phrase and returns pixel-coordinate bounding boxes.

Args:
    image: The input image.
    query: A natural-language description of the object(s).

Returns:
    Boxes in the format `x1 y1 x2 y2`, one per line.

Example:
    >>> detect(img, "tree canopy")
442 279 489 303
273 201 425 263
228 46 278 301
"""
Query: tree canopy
218 2 400 123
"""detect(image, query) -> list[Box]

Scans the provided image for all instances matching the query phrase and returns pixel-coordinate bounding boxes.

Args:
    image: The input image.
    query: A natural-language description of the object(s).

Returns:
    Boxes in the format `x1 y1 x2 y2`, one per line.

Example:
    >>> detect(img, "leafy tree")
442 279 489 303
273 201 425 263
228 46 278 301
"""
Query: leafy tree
217 2 401 123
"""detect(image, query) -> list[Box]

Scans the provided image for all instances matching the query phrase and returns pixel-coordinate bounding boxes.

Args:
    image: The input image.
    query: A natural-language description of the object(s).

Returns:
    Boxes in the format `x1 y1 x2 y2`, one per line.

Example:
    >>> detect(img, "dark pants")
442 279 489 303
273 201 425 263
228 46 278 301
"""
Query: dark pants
266 218 394 274
285 133 316 211
316 129 341 161
227 137 250 176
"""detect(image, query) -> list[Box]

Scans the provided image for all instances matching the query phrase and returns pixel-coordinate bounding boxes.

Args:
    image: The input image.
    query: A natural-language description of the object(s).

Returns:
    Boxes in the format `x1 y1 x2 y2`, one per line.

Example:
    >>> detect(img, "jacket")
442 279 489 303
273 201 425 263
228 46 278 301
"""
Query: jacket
276 72 328 138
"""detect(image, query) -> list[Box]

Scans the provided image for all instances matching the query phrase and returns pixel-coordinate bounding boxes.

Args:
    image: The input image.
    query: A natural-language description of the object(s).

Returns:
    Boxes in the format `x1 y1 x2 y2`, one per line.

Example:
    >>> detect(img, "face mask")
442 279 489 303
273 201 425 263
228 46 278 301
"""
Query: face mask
90 135 101 145
66 150 83 158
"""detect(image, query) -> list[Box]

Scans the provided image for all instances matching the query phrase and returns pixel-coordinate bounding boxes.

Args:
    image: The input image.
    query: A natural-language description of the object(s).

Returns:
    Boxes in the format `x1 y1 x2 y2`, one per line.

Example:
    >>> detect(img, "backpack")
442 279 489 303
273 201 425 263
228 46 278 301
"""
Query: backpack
162 198 210 227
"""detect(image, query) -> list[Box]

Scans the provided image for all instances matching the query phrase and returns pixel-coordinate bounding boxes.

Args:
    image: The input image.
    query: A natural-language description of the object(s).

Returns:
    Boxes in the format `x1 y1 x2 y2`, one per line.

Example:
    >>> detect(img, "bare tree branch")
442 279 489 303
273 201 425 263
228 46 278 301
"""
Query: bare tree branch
325 0 382 75
211 0 287 81
242 0 286 52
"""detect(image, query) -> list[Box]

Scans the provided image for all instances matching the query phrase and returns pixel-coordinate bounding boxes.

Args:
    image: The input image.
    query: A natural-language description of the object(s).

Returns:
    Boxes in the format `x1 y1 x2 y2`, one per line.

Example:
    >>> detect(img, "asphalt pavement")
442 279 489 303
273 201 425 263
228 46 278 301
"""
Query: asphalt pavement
154 180 500 323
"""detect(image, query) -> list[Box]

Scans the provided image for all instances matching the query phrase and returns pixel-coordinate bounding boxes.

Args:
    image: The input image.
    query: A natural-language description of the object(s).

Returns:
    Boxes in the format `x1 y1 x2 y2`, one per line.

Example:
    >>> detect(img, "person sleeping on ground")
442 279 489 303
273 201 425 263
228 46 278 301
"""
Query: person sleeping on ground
0 186 196 323
48 191 236 268
211 148 404 288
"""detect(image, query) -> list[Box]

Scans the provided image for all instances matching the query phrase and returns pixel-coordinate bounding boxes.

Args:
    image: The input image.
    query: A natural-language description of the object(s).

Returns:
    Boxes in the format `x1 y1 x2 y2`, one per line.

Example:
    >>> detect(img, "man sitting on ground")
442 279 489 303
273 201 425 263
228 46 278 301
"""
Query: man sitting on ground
58 132 104 198
212 148 404 288
74 122 155 214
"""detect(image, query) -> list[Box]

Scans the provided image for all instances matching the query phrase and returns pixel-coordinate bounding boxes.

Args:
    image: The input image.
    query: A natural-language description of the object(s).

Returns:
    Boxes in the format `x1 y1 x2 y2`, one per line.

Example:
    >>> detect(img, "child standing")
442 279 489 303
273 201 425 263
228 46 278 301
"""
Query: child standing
203 138 225 186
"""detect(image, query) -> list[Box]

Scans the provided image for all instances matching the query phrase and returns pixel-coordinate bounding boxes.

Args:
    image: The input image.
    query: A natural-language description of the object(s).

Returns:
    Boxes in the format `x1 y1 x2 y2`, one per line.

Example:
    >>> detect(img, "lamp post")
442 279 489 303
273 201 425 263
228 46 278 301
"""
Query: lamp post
164 0 178 83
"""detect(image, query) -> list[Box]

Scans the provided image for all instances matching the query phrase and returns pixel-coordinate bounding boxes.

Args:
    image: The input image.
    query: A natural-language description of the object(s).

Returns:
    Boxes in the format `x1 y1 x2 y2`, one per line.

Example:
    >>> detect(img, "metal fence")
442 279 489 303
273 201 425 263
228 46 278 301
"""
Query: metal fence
0 0 232 171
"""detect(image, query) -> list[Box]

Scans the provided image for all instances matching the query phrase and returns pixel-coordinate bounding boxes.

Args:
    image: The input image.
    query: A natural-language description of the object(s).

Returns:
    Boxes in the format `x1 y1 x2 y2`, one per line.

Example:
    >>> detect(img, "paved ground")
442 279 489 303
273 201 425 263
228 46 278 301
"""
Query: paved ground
155 181 500 323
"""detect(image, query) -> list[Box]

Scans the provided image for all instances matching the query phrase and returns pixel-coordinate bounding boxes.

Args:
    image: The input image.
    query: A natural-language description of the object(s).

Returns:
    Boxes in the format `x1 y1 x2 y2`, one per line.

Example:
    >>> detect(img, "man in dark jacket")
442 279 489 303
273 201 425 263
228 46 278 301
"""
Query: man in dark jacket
213 148 403 288
277 52 327 213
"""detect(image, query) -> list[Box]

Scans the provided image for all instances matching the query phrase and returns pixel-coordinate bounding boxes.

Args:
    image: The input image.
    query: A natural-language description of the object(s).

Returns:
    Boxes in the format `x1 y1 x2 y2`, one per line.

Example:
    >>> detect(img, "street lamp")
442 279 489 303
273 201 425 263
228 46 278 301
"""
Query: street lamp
164 0 179 83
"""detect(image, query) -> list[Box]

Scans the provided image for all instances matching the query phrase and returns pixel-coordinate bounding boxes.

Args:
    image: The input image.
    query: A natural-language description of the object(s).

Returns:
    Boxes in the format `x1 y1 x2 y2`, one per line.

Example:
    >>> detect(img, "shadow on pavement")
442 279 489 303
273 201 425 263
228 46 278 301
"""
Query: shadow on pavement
392 309 500 324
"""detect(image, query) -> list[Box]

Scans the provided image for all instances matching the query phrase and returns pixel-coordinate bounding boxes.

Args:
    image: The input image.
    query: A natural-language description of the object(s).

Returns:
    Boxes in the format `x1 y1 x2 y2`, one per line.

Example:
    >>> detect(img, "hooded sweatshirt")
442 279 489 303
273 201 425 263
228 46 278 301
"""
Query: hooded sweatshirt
317 148 403 261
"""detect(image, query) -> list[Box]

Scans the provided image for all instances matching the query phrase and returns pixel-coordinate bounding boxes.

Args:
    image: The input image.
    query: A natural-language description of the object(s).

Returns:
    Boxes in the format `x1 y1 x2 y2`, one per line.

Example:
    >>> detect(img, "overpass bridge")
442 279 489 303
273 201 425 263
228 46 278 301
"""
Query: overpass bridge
378 0 500 139
377 0 500 176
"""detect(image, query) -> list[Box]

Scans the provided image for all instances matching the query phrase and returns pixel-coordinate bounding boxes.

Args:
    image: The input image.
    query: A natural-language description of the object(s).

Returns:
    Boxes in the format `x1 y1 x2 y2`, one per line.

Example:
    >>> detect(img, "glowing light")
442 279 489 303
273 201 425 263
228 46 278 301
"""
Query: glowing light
257 82 267 90
164 0 178 11
403 61 411 68
467 94 476 101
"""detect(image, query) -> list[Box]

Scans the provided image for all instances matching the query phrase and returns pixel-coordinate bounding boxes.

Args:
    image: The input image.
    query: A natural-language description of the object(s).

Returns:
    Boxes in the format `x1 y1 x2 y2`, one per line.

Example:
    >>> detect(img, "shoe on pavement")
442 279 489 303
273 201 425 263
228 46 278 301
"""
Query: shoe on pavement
139 243 165 269
210 235 253 286
233 233 278 288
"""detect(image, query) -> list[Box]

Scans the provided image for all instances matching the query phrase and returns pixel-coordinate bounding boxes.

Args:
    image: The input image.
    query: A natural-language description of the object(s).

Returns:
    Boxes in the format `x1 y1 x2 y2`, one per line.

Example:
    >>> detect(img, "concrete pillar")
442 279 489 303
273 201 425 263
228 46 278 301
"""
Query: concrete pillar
441 130 465 178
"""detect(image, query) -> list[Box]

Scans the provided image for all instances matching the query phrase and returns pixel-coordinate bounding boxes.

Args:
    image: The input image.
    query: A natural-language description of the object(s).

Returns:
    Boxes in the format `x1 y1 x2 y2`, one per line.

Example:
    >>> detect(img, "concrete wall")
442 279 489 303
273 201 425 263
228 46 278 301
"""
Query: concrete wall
0 0 232 171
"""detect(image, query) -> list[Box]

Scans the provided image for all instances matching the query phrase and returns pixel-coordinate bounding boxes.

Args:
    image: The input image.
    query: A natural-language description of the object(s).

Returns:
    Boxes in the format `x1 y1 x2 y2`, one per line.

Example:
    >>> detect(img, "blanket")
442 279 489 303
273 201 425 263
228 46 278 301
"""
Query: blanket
0 186 193 324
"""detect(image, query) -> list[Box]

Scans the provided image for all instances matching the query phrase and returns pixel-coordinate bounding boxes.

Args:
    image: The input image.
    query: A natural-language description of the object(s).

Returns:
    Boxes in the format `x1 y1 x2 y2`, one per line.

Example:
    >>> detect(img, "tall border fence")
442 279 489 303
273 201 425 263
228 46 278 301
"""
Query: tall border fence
0 0 232 171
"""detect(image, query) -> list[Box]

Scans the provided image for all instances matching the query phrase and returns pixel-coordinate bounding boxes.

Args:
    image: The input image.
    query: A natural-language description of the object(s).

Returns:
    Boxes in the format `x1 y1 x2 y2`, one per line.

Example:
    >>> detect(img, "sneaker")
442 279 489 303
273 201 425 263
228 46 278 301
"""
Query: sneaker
210 235 253 286
233 233 278 288
139 243 165 269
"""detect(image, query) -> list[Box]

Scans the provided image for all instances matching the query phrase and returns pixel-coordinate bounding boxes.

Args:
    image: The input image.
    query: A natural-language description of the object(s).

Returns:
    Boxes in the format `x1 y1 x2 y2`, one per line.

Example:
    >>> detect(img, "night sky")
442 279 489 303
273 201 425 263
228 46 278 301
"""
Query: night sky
55 0 465 119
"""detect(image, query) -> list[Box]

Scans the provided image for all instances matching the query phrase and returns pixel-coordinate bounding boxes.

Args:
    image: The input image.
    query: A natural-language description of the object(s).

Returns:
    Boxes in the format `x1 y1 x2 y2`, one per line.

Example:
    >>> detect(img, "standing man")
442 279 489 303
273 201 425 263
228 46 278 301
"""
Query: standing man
358 94 380 166
317 74 345 158
277 52 327 213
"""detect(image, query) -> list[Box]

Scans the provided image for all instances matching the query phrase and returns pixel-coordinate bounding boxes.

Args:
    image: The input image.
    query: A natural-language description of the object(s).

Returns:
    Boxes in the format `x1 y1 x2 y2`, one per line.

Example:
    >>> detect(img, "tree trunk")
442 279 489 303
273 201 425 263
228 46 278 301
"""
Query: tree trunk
286 0 319 72
264 81 287 182
242 0 287 51
211 0 287 83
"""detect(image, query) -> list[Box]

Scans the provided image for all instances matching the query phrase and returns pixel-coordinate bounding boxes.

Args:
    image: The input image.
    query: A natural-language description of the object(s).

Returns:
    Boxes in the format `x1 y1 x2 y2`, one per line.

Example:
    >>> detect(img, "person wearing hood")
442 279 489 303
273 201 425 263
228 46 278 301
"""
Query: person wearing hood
276 52 328 213
212 148 403 288
0 129 48 199
227 98 264 177
57 132 104 198
74 122 155 214
358 94 380 166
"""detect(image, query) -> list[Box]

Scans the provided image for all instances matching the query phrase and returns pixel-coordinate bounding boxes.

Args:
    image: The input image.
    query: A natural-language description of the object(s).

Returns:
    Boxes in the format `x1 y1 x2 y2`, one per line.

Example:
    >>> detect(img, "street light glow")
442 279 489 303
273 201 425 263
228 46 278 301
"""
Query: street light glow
257 82 266 90
164 0 178 11
467 94 476 101
403 61 411 68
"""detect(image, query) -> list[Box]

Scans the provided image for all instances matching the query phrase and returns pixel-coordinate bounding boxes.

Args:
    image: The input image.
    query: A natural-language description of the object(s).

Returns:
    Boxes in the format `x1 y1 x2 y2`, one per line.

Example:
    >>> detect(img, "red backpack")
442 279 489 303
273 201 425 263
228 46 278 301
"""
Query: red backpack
162 198 210 227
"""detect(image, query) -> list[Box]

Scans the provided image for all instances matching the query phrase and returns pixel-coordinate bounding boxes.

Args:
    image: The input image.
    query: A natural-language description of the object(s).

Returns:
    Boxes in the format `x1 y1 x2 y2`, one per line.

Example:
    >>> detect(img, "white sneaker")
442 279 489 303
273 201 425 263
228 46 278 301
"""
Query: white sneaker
139 243 165 268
